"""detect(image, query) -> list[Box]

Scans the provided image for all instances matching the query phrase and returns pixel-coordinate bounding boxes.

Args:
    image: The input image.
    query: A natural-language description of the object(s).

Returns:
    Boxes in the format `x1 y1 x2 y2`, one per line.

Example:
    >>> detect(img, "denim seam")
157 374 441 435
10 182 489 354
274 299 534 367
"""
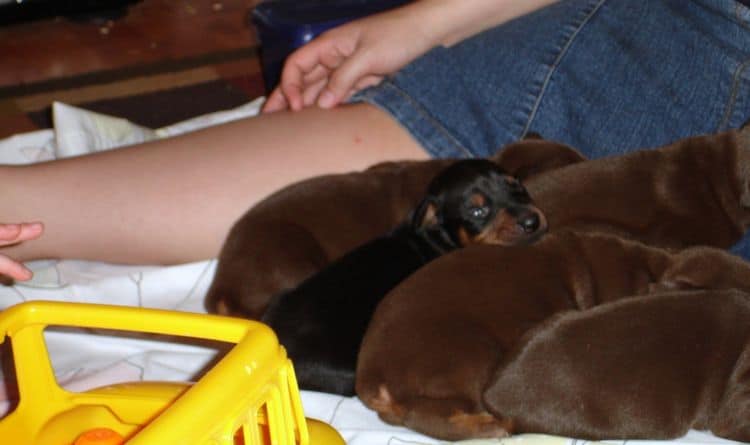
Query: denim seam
737 2 750 25
718 57 750 131
520 0 609 137
720 1 750 130
728 0 750 28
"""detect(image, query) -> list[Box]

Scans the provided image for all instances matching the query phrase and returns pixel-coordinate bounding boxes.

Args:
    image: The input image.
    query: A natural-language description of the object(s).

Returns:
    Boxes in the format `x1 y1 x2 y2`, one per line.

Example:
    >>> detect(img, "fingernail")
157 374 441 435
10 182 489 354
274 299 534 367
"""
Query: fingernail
318 91 335 109
2 224 20 235
17 267 32 281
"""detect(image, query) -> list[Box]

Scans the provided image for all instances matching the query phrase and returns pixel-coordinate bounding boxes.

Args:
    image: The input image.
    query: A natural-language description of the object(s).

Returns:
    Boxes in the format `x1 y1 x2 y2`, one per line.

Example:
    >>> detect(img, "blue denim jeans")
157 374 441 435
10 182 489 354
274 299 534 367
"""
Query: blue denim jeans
353 0 750 257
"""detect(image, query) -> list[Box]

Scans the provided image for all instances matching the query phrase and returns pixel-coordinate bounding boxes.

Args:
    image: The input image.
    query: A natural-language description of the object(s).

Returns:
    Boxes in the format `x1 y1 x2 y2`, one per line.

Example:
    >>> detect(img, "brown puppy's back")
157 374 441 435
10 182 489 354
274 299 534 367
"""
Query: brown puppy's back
483 289 750 442
355 231 750 440
357 232 672 406
524 129 750 248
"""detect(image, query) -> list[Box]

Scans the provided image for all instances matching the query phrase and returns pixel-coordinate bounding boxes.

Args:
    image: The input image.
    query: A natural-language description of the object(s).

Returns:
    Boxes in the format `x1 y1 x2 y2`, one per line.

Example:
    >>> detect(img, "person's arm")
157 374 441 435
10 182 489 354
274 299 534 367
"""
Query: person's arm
262 0 558 113
430 0 558 46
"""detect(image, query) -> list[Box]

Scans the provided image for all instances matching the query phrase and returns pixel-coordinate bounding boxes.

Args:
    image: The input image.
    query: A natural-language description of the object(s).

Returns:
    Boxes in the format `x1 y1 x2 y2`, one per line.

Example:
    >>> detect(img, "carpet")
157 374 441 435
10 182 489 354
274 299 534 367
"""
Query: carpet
28 72 265 130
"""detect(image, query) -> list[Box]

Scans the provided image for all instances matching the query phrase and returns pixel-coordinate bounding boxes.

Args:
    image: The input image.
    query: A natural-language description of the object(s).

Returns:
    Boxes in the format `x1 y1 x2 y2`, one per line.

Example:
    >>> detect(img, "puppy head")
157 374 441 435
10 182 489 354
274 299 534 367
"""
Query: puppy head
412 159 547 247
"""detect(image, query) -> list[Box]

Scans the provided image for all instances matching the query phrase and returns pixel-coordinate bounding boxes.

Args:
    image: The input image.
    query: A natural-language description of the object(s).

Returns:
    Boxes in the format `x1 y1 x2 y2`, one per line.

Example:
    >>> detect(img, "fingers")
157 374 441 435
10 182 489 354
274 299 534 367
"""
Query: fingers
262 16 397 111
302 77 329 108
262 67 328 113
261 88 289 113
314 47 372 109
355 74 384 91
344 74 384 102
262 62 322 113
261 42 327 113
265 58 381 112
0 222 44 246
0 222 44 281
278 38 342 111
263 24 364 112
0 254 32 281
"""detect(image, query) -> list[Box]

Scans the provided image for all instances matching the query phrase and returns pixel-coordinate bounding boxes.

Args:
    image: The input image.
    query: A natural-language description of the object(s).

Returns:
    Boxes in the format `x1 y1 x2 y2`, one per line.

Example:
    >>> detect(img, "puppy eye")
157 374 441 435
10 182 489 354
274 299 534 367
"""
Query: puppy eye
469 206 490 219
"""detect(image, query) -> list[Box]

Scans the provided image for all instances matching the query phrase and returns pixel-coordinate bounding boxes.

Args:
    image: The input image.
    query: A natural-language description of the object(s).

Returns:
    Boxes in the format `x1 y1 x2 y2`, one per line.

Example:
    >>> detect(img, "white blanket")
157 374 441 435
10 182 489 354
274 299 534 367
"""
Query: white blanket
0 101 739 445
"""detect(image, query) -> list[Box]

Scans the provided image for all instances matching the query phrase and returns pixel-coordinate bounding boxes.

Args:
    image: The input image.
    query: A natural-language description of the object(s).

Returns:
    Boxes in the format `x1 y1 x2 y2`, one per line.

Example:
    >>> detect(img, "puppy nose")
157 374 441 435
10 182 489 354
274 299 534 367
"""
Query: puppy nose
518 213 540 233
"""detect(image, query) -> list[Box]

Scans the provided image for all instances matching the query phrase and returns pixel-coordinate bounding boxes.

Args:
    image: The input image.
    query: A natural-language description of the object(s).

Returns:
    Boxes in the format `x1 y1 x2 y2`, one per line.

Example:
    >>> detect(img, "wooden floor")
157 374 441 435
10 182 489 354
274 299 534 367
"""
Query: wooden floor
0 0 263 137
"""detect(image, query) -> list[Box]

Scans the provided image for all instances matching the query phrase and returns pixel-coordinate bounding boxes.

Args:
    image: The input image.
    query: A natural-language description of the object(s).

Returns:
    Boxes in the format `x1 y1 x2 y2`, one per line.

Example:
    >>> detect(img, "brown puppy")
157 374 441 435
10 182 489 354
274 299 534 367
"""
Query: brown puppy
205 138 585 318
522 127 750 249
355 231 750 440
484 289 750 442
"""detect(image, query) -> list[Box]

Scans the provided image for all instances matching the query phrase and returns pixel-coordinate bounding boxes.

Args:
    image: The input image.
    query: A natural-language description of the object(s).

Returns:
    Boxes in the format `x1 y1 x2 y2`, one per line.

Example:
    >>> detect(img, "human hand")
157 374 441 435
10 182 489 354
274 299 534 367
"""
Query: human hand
262 5 440 113
0 222 43 281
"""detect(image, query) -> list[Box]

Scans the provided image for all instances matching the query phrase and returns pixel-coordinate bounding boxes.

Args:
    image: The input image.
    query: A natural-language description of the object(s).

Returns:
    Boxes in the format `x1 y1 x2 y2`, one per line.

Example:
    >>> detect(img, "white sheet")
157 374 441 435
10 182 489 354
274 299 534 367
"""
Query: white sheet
0 101 741 445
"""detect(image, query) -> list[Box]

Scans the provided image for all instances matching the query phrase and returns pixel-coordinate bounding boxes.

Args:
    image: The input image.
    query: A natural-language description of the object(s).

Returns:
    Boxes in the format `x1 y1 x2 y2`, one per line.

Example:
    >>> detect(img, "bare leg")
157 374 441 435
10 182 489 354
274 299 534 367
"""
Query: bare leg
0 103 427 265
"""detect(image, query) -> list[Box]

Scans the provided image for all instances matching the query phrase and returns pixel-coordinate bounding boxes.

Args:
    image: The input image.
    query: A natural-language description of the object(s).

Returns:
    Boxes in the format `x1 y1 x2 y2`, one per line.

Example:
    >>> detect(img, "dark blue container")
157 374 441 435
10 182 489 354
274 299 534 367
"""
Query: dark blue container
251 0 411 93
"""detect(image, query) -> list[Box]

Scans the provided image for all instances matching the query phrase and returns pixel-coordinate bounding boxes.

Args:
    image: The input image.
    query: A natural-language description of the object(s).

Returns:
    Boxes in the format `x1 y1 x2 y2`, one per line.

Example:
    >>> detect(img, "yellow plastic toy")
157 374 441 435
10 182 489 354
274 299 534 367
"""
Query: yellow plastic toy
0 301 345 445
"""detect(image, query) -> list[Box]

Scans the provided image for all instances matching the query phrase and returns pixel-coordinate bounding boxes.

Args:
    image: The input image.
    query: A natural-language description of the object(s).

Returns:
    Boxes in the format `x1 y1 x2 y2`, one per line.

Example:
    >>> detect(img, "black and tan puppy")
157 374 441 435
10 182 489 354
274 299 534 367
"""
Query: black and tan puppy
262 159 546 396
484 289 750 442
355 231 750 440
205 138 584 319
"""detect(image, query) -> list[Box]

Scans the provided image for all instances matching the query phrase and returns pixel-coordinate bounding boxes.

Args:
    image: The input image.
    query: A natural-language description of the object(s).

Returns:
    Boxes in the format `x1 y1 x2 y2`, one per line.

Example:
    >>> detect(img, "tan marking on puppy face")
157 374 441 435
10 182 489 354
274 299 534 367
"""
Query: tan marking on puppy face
471 209 518 245
457 226 473 246
472 207 548 245
469 192 487 208
418 202 439 228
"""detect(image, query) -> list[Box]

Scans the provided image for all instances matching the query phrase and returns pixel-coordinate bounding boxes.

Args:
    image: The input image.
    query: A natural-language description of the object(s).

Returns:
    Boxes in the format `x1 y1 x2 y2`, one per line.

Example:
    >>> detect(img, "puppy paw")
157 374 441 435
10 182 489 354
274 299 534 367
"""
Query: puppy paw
366 384 407 425
448 411 513 438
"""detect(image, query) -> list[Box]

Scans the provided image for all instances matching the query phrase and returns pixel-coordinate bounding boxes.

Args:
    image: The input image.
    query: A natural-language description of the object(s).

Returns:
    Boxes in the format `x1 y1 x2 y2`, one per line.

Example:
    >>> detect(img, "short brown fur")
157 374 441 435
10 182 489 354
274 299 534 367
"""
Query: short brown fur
355 231 750 440
484 289 750 442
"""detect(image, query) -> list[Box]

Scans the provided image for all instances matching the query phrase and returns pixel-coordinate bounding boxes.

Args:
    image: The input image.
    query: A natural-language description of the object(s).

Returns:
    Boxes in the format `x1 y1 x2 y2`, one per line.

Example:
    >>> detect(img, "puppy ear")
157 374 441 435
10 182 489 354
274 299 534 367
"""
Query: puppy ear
492 139 587 181
411 197 440 229
523 132 544 140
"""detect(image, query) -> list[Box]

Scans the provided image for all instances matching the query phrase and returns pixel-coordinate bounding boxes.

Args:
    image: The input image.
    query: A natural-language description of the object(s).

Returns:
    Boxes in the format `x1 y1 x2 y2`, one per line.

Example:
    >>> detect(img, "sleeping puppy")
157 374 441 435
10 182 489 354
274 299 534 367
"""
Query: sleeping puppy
262 159 547 396
523 125 750 249
484 289 750 442
205 137 584 319
355 231 750 440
